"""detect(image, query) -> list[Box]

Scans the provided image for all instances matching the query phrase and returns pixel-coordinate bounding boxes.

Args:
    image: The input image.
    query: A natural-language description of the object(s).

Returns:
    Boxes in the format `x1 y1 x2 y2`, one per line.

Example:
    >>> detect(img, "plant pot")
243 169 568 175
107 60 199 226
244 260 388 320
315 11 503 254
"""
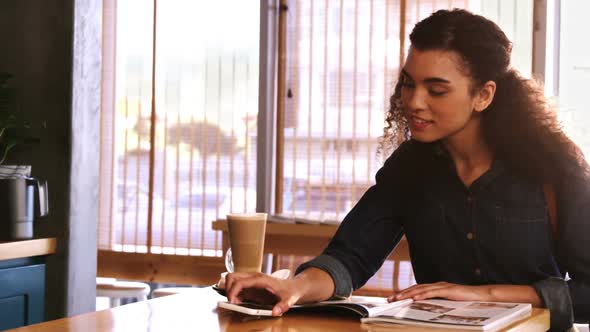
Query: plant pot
0 165 31 178
0 165 48 240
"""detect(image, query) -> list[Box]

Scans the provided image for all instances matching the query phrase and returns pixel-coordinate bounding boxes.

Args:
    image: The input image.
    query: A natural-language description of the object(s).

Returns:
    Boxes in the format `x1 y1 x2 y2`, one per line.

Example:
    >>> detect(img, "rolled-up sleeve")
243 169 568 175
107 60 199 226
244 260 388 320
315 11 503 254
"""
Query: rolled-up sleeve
533 277 574 331
539 172 590 331
295 142 412 297
295 254 353 298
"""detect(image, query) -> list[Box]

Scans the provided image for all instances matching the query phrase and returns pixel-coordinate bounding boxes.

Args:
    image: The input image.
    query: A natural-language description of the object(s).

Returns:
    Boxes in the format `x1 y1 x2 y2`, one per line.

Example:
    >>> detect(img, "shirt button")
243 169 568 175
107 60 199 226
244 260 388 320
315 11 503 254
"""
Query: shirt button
467 195 473 203
467 232 474 240
475 268 481 276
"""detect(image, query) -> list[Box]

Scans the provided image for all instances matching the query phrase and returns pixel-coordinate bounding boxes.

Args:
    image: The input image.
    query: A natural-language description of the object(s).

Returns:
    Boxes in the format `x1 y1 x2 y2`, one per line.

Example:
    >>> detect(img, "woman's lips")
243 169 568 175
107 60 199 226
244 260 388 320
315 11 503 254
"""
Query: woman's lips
409 116 433 130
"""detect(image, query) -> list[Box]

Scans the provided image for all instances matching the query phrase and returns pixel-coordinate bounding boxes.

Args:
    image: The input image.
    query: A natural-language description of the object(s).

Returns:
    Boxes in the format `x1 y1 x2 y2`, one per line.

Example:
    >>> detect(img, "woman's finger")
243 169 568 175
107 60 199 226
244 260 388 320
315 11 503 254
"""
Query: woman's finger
397 283 424 293
411 285 480 301
410 287 453 300
390 284 425 301
272 295 298 316
394 283 435 297
225 272 258 296
411 286 454 300
388 284 426 302
226 273 255 303
396 281 446 296
396 283 451 300
239 286 280 304
226 275 275 304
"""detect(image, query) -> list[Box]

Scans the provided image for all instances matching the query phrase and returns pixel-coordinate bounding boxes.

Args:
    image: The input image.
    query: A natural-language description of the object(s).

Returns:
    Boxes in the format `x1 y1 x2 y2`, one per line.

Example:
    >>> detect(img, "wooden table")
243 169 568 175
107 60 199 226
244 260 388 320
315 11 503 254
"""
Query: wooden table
13 287 549 332
212 220 410 260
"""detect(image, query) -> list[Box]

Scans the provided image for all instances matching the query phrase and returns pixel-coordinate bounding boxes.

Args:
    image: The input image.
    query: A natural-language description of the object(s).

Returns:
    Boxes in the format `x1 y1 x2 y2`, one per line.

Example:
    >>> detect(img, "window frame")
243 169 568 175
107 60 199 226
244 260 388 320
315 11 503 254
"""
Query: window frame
532 0 561 95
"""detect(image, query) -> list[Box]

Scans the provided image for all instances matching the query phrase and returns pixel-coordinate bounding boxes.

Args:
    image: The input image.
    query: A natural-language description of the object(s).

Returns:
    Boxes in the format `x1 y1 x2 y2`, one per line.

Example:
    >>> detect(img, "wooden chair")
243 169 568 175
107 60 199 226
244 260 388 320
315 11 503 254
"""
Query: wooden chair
152 287 201 298
96 277 151 308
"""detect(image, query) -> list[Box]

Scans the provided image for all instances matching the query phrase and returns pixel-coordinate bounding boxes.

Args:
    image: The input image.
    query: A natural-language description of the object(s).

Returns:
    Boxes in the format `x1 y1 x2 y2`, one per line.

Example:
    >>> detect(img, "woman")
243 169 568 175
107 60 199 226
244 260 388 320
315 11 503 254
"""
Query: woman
225 9 589 331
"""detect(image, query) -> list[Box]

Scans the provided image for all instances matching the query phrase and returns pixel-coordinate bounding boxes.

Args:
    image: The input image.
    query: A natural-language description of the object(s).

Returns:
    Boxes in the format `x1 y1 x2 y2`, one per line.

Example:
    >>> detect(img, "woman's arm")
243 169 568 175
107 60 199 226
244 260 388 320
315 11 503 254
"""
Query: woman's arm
294 142 414 296
226 142 416 314
550 174 590 323
483 284 543 306
225 179 404 316
391 282 542 307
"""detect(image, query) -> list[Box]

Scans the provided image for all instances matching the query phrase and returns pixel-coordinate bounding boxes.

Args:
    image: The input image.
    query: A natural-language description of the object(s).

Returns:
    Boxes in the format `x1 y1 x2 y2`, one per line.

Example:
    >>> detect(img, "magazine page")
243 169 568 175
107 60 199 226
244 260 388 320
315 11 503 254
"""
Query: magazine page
218 296 413 318
320 296 413 317
217 297 379 317
295 296 391 317
363 299 531 330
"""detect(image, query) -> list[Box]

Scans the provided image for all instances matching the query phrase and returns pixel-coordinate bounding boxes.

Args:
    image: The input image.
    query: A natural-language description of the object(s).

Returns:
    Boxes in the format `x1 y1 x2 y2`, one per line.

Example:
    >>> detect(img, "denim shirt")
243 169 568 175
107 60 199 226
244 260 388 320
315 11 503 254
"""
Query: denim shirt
297 140 590 331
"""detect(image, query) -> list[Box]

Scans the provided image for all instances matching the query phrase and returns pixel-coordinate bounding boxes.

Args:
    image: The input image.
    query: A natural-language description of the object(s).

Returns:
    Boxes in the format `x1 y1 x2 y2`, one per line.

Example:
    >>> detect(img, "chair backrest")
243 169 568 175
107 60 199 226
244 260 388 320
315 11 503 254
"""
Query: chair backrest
542 184 557 235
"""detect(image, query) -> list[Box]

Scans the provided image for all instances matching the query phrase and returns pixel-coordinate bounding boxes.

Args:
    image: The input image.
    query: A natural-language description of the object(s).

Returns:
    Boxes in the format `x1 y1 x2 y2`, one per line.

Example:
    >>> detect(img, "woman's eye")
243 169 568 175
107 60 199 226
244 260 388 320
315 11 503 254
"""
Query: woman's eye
401 82 415 89
429 89 447 96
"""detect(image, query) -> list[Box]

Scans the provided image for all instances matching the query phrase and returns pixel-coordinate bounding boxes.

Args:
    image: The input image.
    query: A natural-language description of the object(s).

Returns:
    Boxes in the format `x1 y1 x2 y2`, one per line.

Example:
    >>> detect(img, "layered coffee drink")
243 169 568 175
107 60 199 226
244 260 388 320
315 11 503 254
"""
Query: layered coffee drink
226 213 267 273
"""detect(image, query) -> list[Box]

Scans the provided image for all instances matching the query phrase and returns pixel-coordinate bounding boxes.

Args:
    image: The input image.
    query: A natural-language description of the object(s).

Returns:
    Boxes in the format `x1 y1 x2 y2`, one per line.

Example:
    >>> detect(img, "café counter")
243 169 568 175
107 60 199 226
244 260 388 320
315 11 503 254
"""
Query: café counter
0 238 56 330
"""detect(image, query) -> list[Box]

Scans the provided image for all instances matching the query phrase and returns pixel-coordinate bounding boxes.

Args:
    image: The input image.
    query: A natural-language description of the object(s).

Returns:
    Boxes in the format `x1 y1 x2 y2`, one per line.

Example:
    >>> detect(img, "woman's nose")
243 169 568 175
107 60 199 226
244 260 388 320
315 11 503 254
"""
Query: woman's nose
404 88 427 111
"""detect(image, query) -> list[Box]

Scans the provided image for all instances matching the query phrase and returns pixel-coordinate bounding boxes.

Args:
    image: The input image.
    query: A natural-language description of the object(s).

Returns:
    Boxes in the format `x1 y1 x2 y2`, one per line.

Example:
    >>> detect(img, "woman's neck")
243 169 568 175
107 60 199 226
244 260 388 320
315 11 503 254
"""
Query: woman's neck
442 118 493 188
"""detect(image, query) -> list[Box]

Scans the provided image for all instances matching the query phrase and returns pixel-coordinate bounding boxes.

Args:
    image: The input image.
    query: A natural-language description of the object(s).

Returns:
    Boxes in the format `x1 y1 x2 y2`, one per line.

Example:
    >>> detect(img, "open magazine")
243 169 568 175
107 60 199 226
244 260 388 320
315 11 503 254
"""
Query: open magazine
361 299 532 331
218 296 532 331
218 296 413 317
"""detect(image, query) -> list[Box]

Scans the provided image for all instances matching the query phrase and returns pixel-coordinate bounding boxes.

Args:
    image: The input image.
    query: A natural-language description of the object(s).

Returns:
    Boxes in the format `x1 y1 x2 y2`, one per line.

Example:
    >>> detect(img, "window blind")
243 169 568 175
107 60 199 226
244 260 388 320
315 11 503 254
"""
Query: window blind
277 0 532 222
277 0 482 222
98 0 260 260
275 0 533 293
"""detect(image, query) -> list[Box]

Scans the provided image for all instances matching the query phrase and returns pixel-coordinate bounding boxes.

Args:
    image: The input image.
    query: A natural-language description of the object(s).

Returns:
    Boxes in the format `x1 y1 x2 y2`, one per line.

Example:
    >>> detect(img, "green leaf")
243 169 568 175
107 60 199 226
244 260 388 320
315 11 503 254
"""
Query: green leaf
0 72 44 165
0 141 17 164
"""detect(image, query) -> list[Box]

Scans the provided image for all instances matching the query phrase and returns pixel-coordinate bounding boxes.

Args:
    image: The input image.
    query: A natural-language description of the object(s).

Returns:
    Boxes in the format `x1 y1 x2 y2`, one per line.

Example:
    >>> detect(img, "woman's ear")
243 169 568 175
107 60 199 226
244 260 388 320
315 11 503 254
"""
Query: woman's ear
474 80 496 112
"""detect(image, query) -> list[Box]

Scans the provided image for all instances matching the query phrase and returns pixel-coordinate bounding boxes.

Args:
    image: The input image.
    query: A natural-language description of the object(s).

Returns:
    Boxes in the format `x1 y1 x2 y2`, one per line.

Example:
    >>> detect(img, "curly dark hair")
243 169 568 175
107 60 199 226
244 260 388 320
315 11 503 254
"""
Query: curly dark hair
381 9 588 185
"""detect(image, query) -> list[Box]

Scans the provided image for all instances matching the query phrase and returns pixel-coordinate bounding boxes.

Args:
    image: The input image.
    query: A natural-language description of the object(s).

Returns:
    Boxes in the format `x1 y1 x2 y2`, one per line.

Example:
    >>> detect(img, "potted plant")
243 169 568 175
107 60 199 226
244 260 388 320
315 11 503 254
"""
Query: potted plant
0 73 41 170
0 73 48 240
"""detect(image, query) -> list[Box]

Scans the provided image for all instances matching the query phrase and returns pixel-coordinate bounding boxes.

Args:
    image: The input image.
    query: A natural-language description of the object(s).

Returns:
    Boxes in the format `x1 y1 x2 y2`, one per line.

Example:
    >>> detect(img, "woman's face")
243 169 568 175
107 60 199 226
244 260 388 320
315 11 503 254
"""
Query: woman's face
400 48 486 144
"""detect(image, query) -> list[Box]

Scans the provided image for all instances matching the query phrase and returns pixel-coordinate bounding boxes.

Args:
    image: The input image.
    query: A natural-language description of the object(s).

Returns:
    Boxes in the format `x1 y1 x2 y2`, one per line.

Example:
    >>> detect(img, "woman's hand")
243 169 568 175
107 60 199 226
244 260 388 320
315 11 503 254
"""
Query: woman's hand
387 282 542 307
388 282 490 302
225 272 303 316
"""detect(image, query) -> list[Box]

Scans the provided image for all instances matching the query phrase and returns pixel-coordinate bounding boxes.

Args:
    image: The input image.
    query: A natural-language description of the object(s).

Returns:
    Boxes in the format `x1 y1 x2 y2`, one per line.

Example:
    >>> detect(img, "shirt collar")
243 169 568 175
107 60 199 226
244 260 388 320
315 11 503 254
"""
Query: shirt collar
428 141 505 192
